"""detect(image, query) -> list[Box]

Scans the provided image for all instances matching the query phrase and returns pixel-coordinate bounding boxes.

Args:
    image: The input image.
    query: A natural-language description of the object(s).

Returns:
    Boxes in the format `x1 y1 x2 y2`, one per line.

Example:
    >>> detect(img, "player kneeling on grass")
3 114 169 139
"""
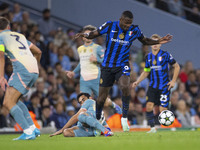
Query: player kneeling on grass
50 93 113 137
132 34 180 133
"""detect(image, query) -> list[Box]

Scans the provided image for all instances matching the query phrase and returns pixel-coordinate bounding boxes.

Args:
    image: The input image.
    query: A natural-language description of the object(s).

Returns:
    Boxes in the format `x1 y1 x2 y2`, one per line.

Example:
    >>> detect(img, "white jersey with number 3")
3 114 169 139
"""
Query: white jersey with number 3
0 30 38 73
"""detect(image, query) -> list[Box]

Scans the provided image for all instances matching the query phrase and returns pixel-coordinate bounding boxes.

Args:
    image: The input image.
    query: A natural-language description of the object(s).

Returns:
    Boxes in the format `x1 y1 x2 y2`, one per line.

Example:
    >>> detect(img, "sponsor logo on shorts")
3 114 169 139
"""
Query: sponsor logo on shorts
100 78 103 84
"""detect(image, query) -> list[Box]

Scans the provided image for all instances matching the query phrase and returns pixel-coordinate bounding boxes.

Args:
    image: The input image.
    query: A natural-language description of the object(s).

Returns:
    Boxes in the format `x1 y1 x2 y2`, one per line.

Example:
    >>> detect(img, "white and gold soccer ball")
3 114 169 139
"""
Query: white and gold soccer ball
158 110 175 126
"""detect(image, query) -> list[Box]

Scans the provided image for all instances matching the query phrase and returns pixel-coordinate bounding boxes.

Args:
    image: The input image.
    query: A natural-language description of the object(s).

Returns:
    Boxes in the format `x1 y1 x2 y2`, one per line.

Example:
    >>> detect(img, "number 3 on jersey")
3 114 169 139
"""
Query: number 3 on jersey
10 34 26 50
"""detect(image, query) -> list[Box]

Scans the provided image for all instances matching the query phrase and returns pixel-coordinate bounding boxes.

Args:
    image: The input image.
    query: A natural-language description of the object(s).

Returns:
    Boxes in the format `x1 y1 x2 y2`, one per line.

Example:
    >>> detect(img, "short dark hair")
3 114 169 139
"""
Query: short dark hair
77 93 90 101
82 25 97 33
122 11 133 19
0 17 9 30
43 8 50 14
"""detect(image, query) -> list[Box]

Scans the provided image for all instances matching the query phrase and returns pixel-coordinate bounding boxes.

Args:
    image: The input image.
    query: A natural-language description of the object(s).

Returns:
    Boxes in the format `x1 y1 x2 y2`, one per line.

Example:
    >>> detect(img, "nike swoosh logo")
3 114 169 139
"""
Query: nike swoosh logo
111 30 117 33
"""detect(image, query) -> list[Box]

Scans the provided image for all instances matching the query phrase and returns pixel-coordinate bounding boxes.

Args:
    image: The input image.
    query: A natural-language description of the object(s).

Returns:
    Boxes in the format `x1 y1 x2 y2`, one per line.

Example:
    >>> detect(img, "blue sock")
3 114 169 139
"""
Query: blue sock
78 113 106 132
122 95 130 118
10 105 30 130
146 111 155 127
17 101 34 126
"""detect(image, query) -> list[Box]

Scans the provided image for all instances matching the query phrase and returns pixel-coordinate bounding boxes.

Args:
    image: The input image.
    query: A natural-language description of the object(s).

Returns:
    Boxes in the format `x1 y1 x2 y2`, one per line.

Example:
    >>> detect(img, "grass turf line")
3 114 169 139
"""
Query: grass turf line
0 131 199 150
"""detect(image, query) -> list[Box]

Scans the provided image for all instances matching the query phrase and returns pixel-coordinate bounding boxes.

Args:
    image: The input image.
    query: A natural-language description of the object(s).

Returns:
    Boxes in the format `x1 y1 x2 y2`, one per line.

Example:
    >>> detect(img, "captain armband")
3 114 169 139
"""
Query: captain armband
0 44 5 52
144 68 151 72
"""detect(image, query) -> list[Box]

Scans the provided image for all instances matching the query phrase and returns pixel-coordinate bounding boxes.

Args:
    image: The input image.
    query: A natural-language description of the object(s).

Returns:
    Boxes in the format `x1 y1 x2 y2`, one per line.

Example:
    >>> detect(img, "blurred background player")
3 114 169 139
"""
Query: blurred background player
0 17 42 140
75 10 172 131
66 25 122 114
50 93 113 137
132 34 180 133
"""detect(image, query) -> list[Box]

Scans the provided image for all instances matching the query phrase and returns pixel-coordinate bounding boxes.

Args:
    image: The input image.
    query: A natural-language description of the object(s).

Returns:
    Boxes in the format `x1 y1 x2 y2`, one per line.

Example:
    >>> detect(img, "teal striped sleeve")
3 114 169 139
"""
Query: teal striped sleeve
144 68 151 72
27 40 33 48
73 63 80 74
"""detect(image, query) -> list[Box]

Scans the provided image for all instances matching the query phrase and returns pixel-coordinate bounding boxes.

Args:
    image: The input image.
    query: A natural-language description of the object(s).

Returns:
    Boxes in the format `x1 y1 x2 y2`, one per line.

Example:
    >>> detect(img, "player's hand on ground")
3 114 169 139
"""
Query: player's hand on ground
49 130 63 137
90 54 97 62
159 34 173 44
65 71 75 78
0 77 9 91
132 81 139 88
167 81 175 90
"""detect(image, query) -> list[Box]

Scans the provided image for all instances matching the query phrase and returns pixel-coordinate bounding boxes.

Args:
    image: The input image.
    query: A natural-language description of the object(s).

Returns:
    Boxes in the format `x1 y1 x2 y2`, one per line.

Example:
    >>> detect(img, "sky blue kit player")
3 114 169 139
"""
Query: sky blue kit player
0 17 42 140
50 93 113 137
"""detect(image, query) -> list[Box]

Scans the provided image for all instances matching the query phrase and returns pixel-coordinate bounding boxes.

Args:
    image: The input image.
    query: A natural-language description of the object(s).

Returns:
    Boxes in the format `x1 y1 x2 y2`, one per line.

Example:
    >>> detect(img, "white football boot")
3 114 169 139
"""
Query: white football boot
121 117 130 132
147 127 157 133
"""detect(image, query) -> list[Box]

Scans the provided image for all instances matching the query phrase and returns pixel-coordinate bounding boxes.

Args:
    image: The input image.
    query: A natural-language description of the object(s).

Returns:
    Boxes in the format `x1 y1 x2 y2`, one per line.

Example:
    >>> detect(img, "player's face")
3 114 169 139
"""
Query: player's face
78 95 88 105
119 17 133 31
83 30 93 44
151 38 161 51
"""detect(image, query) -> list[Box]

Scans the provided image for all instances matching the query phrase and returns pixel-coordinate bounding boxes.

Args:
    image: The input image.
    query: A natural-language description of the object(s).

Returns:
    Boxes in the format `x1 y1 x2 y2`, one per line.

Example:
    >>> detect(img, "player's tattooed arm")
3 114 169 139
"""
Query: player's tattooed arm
139 34 173 45
74 30 100 39
85 30 100 39
139 37 159 45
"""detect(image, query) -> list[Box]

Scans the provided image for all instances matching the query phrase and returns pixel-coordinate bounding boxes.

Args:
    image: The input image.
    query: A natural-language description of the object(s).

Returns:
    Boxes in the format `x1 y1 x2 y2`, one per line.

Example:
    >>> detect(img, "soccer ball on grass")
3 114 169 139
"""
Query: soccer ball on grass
158 110 175 126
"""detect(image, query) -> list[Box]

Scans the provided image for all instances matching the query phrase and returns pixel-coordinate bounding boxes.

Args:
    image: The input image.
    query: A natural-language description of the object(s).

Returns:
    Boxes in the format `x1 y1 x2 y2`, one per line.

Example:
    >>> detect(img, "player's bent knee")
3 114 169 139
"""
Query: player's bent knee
146 102 154 112
63 129 75 137
120 85 130 94
159 106 167 112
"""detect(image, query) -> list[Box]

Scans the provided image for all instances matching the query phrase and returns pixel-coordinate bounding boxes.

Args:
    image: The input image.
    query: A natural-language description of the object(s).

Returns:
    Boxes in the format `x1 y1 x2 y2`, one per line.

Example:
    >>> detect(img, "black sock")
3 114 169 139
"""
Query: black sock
122 95 130 118
146 111 155 127
96 102 104 120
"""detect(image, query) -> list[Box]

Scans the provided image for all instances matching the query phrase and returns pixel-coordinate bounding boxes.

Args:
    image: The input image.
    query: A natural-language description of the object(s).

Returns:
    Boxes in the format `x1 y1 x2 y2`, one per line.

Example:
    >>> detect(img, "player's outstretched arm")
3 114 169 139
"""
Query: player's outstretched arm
167 62 180 90
139 34 173 45
49 129 63 137
50 112 79 137
30 44 42 64
132 71 150 88
0 51 9 91
74 30 100 40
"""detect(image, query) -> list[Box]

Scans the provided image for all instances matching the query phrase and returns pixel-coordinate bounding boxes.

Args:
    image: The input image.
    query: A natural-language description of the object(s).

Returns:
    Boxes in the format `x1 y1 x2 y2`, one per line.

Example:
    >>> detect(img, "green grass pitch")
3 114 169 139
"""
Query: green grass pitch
0 131 200 150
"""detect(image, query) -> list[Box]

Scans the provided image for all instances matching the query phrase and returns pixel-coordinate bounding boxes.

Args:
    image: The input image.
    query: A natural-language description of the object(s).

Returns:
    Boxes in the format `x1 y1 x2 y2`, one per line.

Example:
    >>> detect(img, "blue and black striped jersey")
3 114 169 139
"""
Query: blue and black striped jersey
144 49 176 90
97 21 144 67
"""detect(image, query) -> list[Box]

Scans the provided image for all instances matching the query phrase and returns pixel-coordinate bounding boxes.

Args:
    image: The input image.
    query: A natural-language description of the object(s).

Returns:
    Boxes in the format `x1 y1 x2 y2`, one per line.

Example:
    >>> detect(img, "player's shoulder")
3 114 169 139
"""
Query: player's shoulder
160 49 170 56
10 31 23 36
100 21 113 27
130 24 140 31
83 99 95 105
77 45 85 51
93 43 103 49
146 52 152 57
85 99 95 103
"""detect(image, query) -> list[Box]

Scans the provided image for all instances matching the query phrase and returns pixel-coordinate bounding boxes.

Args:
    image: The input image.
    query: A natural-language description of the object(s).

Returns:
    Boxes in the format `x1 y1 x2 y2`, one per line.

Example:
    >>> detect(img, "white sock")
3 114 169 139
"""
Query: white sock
111 102 116 108
30 124 36 131
24 128 33 135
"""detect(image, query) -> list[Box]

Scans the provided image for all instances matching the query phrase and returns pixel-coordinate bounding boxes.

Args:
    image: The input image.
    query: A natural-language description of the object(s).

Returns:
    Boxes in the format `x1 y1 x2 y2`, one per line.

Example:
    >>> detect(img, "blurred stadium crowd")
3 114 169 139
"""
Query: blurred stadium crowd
0 2 200 132
137 0 200 25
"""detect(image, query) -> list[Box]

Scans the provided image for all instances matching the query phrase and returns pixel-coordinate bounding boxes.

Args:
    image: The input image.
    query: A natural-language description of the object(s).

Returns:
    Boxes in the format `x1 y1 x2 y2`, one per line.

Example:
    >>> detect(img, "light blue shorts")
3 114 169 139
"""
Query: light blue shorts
74 125 94 137
80 77 100 97
8 68 38 95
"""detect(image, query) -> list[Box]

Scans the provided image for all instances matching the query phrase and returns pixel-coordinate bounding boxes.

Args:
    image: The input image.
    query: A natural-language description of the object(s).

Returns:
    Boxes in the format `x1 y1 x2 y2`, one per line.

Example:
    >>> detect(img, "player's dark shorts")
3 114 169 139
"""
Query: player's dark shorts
146 86 170 107
100 64 131 87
